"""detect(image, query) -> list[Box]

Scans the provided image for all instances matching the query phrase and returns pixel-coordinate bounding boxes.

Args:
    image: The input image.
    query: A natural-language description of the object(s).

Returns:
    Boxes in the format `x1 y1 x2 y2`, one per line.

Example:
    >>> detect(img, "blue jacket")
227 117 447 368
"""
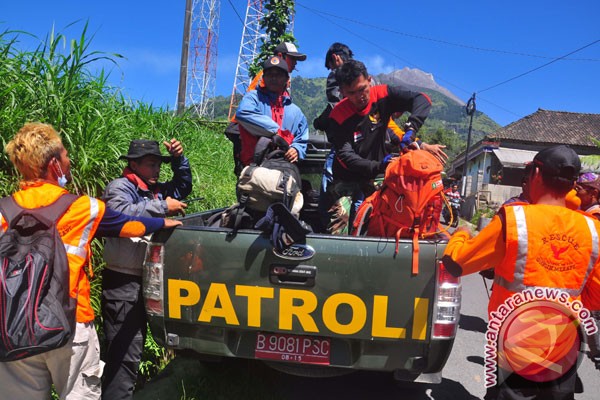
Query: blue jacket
236 88 308 164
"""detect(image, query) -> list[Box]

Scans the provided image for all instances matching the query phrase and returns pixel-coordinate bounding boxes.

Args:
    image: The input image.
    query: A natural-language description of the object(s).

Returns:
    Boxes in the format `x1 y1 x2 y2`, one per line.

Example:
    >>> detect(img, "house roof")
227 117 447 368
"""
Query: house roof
488 109 600 147
492 148 538 168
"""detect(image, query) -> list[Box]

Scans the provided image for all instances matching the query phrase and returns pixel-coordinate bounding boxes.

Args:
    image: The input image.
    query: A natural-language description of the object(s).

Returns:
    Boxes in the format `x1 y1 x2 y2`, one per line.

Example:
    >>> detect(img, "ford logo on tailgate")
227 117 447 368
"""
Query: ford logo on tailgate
273 244 315 261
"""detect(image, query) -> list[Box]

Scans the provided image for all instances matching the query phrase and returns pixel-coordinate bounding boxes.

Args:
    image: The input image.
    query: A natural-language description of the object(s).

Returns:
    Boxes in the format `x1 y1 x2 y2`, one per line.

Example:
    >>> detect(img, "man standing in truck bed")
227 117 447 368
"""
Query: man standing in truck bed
235 55 308 167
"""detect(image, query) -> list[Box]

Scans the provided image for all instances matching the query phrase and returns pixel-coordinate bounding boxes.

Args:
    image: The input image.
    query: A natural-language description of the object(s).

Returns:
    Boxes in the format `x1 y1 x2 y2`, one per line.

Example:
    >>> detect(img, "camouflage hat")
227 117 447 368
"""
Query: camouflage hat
577 172 600 191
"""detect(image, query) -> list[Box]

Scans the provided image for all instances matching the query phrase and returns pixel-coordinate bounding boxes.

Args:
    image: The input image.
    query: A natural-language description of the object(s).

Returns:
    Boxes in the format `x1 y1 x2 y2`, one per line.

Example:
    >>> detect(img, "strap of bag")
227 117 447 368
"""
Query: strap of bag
228 194 249 238
280 170 291 209
0 193 78 229
253 136 273 165
255 202 311 251
411 228 420 275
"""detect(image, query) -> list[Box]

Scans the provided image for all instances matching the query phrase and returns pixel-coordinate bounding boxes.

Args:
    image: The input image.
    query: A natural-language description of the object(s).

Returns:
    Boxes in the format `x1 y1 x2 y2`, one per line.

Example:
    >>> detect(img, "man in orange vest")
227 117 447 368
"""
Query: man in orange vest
0 123 181 399
442 144 600 399
576 172 600 220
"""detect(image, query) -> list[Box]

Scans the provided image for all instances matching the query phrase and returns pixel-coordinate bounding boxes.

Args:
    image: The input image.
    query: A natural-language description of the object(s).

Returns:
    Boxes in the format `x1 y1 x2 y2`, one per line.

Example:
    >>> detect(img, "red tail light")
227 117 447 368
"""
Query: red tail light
143 243 164 316
432 260 461 339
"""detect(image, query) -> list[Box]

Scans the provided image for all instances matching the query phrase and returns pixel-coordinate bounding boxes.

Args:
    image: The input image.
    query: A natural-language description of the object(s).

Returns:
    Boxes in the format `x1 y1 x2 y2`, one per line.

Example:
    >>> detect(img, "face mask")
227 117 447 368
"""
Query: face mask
55 161 68 188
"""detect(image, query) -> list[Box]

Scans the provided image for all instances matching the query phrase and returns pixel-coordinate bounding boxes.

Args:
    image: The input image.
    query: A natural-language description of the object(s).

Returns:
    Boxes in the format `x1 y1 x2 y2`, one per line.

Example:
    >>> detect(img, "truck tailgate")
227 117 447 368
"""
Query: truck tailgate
154 226 442 343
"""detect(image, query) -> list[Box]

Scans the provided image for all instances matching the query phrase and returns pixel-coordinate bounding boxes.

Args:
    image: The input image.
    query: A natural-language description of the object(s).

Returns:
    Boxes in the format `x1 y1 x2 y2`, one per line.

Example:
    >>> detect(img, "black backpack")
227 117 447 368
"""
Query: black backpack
0 193 78 361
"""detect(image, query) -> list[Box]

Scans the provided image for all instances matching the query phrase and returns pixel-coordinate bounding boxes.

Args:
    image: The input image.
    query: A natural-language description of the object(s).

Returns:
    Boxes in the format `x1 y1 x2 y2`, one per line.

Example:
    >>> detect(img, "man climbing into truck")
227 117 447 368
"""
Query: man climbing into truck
324 59 447 233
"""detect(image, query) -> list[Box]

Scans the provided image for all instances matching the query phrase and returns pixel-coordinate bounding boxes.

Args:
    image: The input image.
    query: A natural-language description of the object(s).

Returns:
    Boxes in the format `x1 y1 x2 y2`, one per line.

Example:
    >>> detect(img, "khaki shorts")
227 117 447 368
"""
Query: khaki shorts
0 322 103 400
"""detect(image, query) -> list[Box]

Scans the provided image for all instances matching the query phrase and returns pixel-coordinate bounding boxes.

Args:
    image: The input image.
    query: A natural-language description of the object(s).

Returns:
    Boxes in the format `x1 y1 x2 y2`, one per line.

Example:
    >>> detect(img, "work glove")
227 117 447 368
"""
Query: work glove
400 130 414 147
380 154 394 171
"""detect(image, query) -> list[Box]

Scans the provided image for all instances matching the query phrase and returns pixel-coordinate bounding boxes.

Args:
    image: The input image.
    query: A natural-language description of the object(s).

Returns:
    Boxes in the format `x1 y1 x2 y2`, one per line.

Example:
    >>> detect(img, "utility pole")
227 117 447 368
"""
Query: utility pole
462 93 477 197
177 0 221 118
176 0 193 115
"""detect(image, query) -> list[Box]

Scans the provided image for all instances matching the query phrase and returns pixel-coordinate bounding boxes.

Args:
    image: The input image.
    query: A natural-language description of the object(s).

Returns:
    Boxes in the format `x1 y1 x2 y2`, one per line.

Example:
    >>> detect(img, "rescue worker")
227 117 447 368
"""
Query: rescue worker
0 123 181 400
324 59 446 233
575 172 600 220
502 163 533 206
313 43 410 233
442 144 600 399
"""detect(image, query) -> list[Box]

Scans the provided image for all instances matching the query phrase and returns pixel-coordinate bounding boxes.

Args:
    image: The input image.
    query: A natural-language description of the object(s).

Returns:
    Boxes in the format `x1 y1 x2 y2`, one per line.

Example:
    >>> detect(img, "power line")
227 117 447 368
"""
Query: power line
296 2 473 99
296 2 600 62
478 40 600 93
226 0 244 25
297 3 599 124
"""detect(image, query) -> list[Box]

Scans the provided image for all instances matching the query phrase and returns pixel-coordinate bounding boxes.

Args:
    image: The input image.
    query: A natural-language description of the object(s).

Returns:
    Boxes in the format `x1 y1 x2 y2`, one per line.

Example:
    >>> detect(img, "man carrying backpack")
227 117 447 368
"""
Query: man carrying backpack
101 138 192 399
324 59 447 233
227 42 307 176
0 123 182 400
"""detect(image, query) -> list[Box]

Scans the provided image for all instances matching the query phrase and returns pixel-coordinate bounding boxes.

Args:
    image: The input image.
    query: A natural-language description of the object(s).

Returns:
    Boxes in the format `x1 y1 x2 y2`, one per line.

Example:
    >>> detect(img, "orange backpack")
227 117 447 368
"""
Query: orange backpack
352 150 445 274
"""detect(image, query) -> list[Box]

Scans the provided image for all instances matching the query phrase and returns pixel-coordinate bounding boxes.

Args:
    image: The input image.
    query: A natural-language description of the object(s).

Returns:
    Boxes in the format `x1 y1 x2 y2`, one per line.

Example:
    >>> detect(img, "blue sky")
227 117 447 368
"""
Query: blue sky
2 1 599 127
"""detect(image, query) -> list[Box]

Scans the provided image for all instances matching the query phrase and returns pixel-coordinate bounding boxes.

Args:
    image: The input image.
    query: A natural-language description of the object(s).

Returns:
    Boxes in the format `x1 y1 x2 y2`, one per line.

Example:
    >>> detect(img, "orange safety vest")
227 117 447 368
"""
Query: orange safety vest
1 182 106 323
586 204 600 220
488 204 599 315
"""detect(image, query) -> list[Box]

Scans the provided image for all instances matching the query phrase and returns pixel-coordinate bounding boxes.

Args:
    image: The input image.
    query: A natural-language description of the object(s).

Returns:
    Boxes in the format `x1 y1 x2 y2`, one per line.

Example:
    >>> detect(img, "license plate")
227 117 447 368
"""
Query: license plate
255 332 330 365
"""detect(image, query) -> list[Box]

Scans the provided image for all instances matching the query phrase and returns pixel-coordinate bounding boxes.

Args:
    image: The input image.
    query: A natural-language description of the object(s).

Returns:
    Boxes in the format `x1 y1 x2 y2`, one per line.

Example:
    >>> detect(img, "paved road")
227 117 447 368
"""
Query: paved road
442 273 599 400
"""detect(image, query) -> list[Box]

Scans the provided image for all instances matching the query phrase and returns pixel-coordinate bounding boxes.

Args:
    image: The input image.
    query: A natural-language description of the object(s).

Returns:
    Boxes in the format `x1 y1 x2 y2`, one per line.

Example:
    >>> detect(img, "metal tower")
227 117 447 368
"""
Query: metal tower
177 0 221 118
228 0 265 120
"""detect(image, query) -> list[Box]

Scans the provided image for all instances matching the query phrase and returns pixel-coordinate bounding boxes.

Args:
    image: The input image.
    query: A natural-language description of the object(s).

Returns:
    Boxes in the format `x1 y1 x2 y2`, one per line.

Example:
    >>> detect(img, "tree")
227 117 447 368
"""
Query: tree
419 128 466 162
249 0 296 78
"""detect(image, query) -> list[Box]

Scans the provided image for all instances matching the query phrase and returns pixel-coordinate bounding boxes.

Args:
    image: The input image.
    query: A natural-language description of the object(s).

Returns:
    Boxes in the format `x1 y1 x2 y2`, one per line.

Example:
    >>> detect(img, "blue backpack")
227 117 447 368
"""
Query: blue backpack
0 194 77 361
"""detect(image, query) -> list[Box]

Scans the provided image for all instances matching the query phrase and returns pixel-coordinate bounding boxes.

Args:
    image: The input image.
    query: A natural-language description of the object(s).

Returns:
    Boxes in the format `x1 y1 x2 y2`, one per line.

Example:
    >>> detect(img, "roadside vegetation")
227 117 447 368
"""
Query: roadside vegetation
0 24 237 397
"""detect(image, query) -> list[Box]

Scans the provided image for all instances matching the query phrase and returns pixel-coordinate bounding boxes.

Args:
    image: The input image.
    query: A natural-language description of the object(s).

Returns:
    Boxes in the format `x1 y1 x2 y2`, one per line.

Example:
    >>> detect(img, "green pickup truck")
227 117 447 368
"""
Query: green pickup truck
142 136 461 383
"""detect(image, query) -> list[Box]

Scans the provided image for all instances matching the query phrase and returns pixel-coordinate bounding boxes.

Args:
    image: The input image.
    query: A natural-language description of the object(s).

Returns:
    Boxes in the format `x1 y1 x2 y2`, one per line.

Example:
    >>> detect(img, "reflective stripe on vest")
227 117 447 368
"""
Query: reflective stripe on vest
584 215 600 288
495 205 599 297
63 197 100 259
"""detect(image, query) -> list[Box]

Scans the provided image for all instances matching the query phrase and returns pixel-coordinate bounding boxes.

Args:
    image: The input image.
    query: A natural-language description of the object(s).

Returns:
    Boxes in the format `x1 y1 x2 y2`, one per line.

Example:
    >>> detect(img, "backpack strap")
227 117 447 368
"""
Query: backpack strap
411 228 420 275
40 194 79 223
0 193 78 228
0 196 23 227
253 136 273 165
228 194 249 239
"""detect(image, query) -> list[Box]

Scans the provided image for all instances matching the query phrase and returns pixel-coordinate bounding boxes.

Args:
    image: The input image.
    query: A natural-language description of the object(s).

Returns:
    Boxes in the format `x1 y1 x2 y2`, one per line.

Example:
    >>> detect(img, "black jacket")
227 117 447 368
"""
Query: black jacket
327 84 431 182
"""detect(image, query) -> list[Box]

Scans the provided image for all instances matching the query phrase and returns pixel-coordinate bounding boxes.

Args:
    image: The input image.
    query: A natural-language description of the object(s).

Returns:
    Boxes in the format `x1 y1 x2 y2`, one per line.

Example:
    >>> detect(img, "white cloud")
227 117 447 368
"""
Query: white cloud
291 54 397 78
293 57 326 78
125 49 180 75
362 54 395 75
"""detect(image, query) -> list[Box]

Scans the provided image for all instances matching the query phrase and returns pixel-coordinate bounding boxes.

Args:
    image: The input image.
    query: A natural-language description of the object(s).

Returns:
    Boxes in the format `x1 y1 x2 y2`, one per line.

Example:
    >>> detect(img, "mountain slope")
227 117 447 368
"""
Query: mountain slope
378 67 464 105
211 68 501 141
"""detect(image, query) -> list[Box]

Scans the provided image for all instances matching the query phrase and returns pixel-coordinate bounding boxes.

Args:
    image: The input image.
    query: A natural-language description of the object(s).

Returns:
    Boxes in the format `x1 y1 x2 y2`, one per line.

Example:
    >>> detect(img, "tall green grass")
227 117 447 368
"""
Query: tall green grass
0 23 237 389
